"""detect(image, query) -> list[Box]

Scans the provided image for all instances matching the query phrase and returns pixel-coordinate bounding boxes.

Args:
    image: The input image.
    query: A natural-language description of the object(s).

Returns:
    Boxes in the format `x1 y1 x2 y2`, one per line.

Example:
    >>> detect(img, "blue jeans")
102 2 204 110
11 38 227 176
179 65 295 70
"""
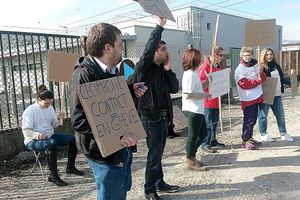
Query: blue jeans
258 96 287 136
26 133 76 151
141 114 169 194
202 108 219 147
87 148 133 200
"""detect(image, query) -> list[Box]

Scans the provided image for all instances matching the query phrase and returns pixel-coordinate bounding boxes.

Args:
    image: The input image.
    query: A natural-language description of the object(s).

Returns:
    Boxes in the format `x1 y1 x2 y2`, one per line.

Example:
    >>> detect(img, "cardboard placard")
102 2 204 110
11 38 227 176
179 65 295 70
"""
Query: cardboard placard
48 51 79 82
245 19 276 46
209 68 231 99
172 105 187 128
136 0 176 22
262 77 278 105
290 74 299 97
76 76 146 157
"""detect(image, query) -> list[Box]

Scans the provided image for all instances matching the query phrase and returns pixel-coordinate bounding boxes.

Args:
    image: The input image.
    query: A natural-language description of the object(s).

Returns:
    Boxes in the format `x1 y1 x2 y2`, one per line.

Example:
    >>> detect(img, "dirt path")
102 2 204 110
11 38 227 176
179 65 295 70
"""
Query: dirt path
0 89 299 200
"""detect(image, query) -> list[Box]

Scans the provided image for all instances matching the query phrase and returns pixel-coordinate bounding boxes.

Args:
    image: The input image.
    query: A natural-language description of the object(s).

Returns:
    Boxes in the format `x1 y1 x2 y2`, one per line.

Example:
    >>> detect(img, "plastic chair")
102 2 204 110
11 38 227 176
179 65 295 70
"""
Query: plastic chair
29 150 48 181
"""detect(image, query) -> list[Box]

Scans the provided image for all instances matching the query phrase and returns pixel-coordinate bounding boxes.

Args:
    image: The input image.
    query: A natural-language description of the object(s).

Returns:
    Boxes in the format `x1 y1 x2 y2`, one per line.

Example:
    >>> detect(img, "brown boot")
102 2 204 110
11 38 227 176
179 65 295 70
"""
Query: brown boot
186 157 208 171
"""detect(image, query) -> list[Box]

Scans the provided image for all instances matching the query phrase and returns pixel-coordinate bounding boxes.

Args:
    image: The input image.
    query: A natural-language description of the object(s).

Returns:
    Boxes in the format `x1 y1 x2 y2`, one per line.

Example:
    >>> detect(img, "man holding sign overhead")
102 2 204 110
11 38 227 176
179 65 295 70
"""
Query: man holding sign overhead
70 23 147 200
135 16 179 200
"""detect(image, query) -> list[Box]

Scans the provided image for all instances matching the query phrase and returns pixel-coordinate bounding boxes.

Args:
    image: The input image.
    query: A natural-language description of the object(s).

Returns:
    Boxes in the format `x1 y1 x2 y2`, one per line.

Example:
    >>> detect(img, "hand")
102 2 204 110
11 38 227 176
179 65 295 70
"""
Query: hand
57 112 65 120
121 133 137 147
38 133 48 140
202 79 209 89
258 64 263 73
133 82 148 97
163 54 171 71
158 16 166 27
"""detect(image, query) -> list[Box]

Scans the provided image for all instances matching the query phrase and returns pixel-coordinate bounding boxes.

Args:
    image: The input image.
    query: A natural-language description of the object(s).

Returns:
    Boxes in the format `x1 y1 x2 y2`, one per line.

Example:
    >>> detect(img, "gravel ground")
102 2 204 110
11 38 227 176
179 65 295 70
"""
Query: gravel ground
0 88 299 200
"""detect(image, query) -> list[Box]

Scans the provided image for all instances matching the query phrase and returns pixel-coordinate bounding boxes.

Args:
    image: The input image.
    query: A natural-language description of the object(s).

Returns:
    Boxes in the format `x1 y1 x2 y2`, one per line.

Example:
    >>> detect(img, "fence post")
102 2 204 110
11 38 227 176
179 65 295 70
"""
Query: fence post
80 36 87 57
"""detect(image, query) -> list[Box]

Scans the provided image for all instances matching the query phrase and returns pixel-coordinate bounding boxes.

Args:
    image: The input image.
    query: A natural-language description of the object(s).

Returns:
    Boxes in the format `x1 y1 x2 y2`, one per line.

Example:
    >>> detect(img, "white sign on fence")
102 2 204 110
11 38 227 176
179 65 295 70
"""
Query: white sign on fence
209 68 231 99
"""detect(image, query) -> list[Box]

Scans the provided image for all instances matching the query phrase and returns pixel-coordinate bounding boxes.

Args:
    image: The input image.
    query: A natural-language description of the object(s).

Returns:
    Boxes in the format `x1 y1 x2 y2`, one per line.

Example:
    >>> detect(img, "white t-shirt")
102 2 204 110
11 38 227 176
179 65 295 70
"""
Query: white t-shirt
182 69 204 114
22 103 59 145
235 63 263 101
270 69 282 96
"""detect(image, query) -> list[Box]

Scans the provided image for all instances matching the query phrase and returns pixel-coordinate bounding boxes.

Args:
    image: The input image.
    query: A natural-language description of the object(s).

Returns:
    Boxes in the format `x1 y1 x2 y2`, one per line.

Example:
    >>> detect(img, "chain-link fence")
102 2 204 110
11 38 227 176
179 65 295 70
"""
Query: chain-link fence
0 31 81 130
125 40 187 84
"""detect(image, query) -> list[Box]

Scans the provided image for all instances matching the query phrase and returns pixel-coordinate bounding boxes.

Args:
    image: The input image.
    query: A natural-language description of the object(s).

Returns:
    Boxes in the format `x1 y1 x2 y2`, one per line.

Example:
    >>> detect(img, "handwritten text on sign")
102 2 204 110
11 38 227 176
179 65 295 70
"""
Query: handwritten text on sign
76 76 146 157
209 68 231 99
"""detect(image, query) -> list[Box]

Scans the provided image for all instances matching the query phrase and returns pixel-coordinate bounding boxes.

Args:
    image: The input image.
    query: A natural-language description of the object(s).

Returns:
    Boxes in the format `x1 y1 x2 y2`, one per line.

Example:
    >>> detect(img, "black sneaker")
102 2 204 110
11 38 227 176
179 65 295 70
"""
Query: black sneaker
211 140 226 147
200 145 217 153
145 192 163 200
157 182 179 193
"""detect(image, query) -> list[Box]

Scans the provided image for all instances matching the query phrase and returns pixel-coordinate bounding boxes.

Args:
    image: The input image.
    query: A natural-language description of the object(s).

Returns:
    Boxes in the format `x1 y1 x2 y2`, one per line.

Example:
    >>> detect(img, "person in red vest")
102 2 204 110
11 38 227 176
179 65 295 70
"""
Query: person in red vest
198 46 225 153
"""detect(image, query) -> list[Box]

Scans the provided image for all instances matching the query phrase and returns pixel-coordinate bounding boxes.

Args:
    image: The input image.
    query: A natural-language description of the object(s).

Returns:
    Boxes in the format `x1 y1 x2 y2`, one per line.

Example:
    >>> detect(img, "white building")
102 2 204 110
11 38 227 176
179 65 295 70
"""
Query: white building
118 6 283 86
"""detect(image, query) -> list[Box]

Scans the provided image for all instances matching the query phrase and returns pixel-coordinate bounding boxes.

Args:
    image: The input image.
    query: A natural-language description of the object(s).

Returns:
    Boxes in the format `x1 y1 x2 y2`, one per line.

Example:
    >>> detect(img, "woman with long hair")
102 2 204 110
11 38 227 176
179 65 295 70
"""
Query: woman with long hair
258 48 293 142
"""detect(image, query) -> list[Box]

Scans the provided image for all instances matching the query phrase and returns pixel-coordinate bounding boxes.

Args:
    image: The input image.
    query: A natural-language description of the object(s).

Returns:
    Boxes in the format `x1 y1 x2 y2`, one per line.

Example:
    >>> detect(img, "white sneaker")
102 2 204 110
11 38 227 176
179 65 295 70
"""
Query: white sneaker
281 133 294 142
260 134 274 142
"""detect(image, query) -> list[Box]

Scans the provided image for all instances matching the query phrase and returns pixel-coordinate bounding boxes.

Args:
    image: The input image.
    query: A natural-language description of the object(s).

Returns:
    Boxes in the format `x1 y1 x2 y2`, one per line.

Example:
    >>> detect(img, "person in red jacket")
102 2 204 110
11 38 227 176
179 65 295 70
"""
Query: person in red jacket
198 46 225 153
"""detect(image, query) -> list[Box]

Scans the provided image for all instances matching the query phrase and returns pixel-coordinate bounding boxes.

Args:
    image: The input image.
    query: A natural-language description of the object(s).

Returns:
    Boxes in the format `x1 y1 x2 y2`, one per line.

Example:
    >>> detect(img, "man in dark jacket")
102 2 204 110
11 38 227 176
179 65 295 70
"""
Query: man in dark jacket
69 23 146 200
135 17 179 200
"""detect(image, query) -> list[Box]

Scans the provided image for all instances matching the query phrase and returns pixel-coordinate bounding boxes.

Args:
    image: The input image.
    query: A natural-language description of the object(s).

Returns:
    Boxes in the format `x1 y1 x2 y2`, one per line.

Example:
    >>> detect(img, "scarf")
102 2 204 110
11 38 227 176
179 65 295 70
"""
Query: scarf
240 58 257 67
267 61 277 72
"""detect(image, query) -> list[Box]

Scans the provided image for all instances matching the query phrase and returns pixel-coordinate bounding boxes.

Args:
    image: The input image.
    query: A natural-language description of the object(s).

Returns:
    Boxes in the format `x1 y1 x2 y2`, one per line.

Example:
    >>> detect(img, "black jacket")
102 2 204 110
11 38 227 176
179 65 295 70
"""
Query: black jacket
70 55 134 165
263 63 290 94
134 25 179 120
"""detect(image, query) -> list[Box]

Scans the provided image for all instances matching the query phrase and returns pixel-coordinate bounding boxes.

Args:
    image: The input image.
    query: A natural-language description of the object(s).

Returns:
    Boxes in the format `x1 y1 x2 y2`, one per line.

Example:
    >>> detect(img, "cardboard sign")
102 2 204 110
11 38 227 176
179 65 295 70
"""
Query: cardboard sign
76 76 146 157
209 68 231 99
119 59 135 80
262 77 278 105
290 74 299 97
245 19 276 46
136 0 176 22
47 51 79 82
172 105 187 128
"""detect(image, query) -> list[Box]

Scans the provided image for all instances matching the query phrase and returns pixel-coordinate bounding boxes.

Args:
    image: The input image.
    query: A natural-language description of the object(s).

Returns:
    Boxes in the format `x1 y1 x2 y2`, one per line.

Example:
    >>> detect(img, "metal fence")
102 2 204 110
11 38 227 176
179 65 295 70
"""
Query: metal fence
125 40 188 85
0 31 81 130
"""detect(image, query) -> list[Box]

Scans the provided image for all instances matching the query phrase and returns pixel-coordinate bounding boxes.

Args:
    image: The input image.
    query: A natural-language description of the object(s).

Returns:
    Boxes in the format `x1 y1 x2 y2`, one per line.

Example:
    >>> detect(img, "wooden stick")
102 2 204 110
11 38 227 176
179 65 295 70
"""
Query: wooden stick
60 82 65 125
209 15 223 133
210 15 220 74
218 97 223 132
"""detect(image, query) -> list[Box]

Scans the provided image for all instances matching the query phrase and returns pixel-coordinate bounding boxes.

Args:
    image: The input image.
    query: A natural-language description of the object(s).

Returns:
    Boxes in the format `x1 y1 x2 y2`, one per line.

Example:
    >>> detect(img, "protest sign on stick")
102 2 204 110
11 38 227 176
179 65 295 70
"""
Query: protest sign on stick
245 19 276 47
135 0 176 22
48 51 79 124
76 76 146 157
209 68 231 99
47 51 79 82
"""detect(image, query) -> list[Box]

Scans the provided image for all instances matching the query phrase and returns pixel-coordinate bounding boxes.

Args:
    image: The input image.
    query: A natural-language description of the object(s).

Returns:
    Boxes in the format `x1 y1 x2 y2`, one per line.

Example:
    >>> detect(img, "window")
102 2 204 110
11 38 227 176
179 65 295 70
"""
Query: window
207 23 211 30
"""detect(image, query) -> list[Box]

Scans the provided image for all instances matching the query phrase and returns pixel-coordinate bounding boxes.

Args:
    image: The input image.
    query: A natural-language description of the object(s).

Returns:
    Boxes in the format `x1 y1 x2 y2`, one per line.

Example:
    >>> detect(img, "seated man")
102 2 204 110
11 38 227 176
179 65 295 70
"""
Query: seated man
22 84 84 186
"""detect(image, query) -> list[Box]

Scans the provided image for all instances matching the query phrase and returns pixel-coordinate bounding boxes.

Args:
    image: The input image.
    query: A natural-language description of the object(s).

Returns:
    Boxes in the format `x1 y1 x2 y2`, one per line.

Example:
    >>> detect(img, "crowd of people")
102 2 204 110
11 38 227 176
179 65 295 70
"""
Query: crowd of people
20 16 294 200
